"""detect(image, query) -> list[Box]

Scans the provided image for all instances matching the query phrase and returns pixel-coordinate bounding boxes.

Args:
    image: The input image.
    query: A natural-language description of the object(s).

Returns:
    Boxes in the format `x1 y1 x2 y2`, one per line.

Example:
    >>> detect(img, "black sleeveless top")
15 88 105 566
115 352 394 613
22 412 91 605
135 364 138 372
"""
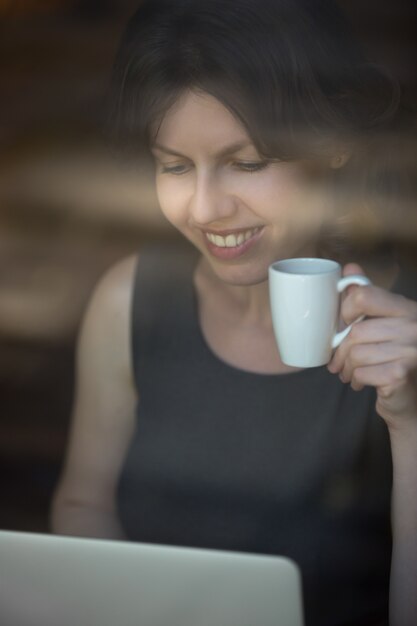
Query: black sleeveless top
117 245 416 626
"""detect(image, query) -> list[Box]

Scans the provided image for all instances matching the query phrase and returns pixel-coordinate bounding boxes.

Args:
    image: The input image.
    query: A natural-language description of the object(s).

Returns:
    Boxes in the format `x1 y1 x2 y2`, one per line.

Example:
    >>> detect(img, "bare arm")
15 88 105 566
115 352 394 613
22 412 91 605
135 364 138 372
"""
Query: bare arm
328 263 417 626
50 255 139 540
389 422 417 626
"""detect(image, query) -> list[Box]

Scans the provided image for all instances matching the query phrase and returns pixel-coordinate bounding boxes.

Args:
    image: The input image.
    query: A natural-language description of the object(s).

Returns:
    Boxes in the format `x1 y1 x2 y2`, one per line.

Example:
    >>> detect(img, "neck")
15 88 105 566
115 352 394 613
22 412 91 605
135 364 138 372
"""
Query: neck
195 257 273 329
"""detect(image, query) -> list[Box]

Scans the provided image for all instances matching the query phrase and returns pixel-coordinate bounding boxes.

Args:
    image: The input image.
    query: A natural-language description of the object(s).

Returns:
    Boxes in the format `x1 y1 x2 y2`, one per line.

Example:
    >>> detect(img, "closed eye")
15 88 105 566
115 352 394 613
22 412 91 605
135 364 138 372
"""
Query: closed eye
233 160 270 173
159 163 191 175
156 160 270 175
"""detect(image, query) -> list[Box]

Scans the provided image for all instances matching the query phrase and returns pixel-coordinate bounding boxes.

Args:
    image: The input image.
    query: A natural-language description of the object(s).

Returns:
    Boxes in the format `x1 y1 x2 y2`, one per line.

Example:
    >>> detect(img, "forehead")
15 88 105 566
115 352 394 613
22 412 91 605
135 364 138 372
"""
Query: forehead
153 90 252 152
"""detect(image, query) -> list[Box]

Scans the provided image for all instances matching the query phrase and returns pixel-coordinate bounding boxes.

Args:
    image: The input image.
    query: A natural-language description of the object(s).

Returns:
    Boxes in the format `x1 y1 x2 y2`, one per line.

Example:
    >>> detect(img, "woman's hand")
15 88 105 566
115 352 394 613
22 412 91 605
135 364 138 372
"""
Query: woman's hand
327 263 417 431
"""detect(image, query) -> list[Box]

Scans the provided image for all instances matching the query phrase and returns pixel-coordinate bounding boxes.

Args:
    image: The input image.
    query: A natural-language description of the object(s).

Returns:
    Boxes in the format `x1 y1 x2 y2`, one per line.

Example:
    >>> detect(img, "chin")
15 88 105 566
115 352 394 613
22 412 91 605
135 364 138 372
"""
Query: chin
213 263 269 287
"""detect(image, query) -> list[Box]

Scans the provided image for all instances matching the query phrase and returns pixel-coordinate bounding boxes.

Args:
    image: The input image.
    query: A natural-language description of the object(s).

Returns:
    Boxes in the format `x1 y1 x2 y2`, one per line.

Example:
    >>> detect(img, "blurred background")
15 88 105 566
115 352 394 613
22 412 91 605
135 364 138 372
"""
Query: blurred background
0 0 416 533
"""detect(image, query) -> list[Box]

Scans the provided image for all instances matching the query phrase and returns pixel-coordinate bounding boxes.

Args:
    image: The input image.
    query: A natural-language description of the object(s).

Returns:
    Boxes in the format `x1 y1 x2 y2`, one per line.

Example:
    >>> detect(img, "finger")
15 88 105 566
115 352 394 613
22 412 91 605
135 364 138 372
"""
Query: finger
340 263 367 304
341 284 417 324
328 317 417 373
346 358 416 393
340 342 417 384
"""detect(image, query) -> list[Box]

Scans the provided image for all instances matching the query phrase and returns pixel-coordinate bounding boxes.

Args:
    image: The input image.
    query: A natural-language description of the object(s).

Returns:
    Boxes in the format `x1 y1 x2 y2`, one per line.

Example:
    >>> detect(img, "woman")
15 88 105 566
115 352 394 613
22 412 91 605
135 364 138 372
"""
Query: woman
51 1 417 624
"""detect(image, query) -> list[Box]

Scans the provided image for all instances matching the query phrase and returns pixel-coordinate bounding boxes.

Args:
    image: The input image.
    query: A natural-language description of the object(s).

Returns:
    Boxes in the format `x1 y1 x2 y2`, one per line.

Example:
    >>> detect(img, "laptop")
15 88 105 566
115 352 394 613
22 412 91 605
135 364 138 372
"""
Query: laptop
0 530 304 626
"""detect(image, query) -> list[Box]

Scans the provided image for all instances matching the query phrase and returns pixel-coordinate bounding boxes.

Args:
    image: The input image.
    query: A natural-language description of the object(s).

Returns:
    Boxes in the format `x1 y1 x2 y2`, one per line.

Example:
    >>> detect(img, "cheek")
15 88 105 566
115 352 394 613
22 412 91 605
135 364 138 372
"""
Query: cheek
155 176 188 225
234 171 303 220
257 170 328 231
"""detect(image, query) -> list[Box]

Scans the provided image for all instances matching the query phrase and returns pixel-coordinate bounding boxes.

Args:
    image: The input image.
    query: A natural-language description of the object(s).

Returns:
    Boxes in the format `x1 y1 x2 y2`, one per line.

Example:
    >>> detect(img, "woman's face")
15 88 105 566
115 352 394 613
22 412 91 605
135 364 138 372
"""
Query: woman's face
151 90 330 286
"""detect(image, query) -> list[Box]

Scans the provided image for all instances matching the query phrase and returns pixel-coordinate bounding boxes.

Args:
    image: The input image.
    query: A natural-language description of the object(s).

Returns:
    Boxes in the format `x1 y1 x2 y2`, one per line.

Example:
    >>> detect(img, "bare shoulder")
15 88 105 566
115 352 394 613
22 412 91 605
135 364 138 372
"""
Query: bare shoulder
77 253 139 387
94 253 138 302
85 253 138 334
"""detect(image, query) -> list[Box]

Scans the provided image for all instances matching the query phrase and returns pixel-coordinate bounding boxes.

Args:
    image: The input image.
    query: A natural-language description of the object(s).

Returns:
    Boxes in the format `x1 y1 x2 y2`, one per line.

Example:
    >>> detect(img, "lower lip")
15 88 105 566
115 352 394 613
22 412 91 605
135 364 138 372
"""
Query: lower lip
203 229 264 260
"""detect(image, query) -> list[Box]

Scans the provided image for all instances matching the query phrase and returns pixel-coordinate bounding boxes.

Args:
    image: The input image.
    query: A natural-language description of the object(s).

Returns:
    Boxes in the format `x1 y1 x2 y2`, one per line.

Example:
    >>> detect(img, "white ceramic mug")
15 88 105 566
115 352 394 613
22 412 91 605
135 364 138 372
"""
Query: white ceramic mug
268 258 371 368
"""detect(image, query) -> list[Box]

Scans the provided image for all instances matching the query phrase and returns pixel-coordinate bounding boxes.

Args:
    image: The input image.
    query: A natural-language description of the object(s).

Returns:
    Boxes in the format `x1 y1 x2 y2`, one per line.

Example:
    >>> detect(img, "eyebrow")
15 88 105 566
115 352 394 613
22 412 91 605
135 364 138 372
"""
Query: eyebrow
151 141 254 159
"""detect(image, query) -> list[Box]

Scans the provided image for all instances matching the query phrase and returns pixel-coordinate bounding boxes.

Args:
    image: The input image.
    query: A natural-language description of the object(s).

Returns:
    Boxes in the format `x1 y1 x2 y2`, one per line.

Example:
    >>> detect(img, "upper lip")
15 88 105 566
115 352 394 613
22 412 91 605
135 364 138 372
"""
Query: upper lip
199 226 264 236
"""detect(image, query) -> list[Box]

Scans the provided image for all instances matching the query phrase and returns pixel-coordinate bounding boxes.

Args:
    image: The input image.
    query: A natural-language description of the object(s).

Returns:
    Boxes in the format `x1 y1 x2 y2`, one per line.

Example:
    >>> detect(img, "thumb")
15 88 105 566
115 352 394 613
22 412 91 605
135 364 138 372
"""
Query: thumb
341 263 369 300
342 262 366 277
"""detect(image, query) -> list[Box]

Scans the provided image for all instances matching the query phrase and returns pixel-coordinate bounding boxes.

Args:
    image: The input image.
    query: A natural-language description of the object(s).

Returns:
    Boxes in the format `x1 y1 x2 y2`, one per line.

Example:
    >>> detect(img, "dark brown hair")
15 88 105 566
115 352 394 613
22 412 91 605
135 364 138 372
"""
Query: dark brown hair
108 0 413 258
110 0 399 155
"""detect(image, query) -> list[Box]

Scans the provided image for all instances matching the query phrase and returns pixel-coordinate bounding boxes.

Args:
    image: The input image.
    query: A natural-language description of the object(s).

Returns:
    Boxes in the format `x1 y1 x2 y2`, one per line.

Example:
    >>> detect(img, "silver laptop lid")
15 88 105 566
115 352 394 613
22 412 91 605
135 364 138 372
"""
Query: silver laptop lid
0 531 304 626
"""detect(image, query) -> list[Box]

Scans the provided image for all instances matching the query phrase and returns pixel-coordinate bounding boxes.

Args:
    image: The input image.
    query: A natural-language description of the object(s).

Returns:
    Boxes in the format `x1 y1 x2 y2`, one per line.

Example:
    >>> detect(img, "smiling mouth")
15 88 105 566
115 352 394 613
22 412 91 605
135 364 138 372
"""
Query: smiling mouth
204 227 263 248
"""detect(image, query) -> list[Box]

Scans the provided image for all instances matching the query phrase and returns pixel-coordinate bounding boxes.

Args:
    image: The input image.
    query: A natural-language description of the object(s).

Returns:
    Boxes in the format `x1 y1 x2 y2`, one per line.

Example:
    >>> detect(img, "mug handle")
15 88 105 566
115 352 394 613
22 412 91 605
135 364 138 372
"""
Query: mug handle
331 274 372 349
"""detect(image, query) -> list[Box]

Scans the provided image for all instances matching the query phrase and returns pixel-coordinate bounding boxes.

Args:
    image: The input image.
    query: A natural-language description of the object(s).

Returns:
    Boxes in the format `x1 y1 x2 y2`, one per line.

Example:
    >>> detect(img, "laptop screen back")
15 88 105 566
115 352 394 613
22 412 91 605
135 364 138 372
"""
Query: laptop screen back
0 531 304 626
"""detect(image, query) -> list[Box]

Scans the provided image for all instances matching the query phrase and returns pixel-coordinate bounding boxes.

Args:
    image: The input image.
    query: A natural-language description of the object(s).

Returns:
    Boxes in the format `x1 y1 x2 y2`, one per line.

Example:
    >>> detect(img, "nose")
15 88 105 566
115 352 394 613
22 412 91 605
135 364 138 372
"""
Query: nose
188 170 238 226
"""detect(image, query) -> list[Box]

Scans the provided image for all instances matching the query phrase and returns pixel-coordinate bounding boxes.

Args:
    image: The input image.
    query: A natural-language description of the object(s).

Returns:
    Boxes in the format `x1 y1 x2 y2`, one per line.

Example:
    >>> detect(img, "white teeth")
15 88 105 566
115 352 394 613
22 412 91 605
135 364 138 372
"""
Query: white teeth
206 227 260 248
225 234 237 247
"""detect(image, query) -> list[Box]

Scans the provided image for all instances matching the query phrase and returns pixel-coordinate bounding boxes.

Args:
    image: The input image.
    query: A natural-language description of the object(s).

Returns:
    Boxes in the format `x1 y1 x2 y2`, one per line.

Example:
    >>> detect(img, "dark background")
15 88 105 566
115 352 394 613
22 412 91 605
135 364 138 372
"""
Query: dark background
0 0 416 533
